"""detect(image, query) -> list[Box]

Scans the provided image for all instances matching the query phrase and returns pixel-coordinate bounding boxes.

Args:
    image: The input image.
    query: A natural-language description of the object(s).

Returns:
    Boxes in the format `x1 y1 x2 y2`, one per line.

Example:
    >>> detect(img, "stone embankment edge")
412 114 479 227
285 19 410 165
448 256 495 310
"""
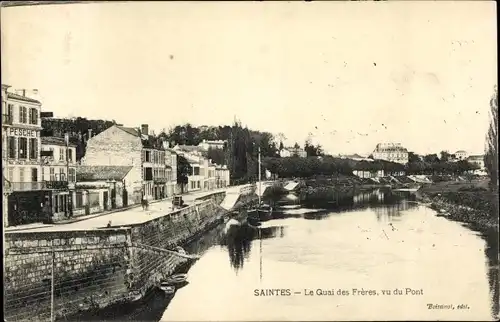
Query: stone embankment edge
415 189 498 232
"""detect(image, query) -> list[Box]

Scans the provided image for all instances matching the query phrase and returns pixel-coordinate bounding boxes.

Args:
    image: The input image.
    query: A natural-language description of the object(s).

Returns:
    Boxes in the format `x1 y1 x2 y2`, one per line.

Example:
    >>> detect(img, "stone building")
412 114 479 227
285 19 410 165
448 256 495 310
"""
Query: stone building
2 85 51 226
372 143 409 164
82 124 168 200
40 136 77 220
76 165 142 211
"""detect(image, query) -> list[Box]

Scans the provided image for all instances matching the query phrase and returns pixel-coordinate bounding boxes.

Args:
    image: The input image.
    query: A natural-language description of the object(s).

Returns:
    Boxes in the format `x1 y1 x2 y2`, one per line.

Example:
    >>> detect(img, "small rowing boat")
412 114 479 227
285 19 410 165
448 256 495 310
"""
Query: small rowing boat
159 283 176 294
164 273 188 285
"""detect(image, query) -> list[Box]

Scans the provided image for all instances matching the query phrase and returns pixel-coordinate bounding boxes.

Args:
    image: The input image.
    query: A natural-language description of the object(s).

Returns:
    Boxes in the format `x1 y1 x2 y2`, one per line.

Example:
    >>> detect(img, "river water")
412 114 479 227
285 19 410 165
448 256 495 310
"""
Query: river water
83 188 499 321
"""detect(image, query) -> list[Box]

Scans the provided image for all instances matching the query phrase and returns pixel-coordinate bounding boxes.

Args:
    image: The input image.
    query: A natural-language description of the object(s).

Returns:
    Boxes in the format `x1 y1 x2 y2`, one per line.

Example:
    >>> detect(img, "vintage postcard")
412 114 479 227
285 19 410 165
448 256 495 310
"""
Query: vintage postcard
1 1 498 321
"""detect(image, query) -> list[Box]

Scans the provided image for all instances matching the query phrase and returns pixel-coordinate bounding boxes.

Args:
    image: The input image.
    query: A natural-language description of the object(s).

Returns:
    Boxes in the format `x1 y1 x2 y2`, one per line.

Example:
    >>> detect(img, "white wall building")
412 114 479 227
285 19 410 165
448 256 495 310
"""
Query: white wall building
372 143 409 164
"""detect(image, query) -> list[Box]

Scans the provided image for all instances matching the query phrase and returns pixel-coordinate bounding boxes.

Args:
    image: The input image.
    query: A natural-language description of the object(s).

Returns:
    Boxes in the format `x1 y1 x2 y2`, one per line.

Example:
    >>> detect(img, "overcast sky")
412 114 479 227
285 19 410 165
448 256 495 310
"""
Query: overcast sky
1 1 497 156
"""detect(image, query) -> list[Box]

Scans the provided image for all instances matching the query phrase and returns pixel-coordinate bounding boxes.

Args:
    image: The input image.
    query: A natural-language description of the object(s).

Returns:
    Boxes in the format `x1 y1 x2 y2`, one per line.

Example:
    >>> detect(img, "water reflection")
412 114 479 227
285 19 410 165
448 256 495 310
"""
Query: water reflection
221 224 286 271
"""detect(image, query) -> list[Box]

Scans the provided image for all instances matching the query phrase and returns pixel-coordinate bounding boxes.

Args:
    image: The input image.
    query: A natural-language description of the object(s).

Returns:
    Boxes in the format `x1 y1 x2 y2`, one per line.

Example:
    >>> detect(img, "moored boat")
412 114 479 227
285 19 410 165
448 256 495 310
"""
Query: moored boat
159 283 176 294
164 273 188 285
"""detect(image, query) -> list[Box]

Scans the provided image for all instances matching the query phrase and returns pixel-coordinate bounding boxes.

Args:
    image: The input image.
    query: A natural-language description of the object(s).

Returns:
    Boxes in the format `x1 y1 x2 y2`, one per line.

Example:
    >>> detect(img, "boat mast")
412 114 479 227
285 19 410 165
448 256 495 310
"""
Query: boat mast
258 146 261 206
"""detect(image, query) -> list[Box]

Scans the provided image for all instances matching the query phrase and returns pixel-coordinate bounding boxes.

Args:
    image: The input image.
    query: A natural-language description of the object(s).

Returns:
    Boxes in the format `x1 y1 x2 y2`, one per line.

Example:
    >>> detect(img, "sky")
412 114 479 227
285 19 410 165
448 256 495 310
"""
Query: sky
1 1 497 156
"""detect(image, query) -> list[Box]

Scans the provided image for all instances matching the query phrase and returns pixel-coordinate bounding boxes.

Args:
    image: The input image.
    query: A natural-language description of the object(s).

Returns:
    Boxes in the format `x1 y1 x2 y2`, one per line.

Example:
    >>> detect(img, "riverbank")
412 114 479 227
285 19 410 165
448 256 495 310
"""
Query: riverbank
416 179 498 232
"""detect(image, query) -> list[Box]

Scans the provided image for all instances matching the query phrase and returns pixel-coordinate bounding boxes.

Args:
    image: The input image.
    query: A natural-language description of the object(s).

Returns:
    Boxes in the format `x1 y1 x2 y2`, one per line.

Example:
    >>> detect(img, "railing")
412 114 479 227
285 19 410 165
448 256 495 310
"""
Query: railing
9 182 45 191
153 178 168 184
8 181 69 192
2 114 13 125
44 180 69 190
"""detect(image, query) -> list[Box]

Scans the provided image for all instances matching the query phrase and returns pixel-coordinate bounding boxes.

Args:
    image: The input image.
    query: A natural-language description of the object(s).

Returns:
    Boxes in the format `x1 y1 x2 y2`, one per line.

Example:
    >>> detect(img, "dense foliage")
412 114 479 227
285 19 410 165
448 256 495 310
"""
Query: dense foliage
176 155 192 193
484 86 498 194
41 117 117 160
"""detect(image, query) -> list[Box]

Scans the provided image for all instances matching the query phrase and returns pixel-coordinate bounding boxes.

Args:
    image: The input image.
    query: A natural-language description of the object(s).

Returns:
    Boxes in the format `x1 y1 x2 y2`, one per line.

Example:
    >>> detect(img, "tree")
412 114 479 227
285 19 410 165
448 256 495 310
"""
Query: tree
206 147 226 166
176 155 192 194
423 154 440 164
279 141 284 151
485 86 498 194
293 142 300 149
408 152 421 163
440 151 452 162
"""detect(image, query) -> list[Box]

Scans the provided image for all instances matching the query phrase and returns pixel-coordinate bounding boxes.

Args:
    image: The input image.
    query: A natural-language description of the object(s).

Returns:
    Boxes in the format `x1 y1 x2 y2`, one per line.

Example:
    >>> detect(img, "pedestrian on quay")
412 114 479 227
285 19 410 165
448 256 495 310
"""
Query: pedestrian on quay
142 193 149 211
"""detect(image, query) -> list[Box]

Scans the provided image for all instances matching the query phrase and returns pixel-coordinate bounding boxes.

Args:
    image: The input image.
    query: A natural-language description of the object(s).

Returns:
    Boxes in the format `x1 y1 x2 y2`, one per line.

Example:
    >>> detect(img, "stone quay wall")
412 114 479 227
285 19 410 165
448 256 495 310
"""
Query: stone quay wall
194 191 226 205
4 190 245 321
4 198 231 321
4 229 134 321
129 199 226 295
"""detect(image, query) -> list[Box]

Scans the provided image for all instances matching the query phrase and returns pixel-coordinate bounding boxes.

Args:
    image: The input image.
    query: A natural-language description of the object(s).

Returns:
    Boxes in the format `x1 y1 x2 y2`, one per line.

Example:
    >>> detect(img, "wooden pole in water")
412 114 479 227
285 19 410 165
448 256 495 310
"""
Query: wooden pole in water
258 147 261 206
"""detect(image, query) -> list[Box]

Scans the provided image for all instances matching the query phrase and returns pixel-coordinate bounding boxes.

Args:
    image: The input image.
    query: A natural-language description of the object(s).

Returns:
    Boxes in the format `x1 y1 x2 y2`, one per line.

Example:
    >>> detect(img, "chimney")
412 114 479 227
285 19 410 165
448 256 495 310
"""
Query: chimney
141 124 149 136
88 128 93 138
15 89 26 96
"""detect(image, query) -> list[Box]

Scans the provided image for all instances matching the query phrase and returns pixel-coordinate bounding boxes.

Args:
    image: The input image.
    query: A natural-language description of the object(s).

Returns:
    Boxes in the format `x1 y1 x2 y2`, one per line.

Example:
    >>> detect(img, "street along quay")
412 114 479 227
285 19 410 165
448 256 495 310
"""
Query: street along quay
3 184 257 321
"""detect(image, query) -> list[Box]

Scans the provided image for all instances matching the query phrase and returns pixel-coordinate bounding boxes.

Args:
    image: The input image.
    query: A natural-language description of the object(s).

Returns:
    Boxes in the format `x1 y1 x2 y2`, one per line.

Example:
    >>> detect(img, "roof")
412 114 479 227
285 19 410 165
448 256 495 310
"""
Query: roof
455 150 467 153
6 92 41 104
76 165 133 181
117 126 140 137
41 136 77 147
115 126 164 150
468 155 484 160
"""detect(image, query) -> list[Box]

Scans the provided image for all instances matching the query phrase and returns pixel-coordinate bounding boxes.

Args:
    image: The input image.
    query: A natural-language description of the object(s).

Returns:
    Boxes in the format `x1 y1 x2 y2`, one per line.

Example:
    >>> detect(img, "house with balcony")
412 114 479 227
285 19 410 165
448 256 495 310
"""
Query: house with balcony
162 141 178 196
82 124 168 200
40 136 77 221
2 85 50 226
172 144 221 193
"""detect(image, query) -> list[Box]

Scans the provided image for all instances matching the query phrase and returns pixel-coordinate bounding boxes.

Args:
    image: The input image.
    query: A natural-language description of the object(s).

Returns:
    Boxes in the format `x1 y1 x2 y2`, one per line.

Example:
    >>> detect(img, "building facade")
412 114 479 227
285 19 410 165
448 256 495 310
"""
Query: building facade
2 86 51 226
454 150 468 160
280 147 307 158
215 165 230 188
82 124 167 200
40 136 77 220
198 139 226 151
467 155 485 170
76 165 142 211
372 143 409 164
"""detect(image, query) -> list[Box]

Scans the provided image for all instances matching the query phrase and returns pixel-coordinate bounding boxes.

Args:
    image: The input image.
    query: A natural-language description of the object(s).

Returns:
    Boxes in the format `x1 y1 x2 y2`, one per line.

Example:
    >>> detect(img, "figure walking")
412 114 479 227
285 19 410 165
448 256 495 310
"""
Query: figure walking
142 193 149 211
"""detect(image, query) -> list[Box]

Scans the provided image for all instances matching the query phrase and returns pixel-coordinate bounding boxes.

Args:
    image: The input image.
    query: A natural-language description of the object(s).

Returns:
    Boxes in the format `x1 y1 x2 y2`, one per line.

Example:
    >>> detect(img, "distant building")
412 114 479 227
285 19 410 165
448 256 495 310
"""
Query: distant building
467 155 485 170
372 143 409 164
454 150 468 160
172 144 229 192
280 147 307 158
197 139 226 151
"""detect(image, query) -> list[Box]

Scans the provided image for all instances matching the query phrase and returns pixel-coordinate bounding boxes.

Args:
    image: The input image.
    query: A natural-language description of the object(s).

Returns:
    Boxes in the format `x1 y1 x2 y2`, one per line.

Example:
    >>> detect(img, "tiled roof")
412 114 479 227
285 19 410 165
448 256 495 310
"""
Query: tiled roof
41 136 77 147
76 165 133 181
6 92 41 104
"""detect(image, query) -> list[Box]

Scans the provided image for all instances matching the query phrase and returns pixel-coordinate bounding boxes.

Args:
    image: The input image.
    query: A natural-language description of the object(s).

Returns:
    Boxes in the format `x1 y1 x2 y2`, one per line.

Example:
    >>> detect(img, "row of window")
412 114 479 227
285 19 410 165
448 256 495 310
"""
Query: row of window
41 167 76 182
6 104 39 125
42 147 74 162
190 180 201 190
7 137 38 160
5 167 76 182
143 149 166 164
7 138 75 162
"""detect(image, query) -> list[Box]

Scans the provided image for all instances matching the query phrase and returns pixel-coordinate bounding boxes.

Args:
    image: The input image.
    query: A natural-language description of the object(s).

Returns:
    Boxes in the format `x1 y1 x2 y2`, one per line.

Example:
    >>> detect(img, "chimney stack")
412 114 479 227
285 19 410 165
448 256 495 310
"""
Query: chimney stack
15 89 26 96
141 124 149 136
88 128 93 139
